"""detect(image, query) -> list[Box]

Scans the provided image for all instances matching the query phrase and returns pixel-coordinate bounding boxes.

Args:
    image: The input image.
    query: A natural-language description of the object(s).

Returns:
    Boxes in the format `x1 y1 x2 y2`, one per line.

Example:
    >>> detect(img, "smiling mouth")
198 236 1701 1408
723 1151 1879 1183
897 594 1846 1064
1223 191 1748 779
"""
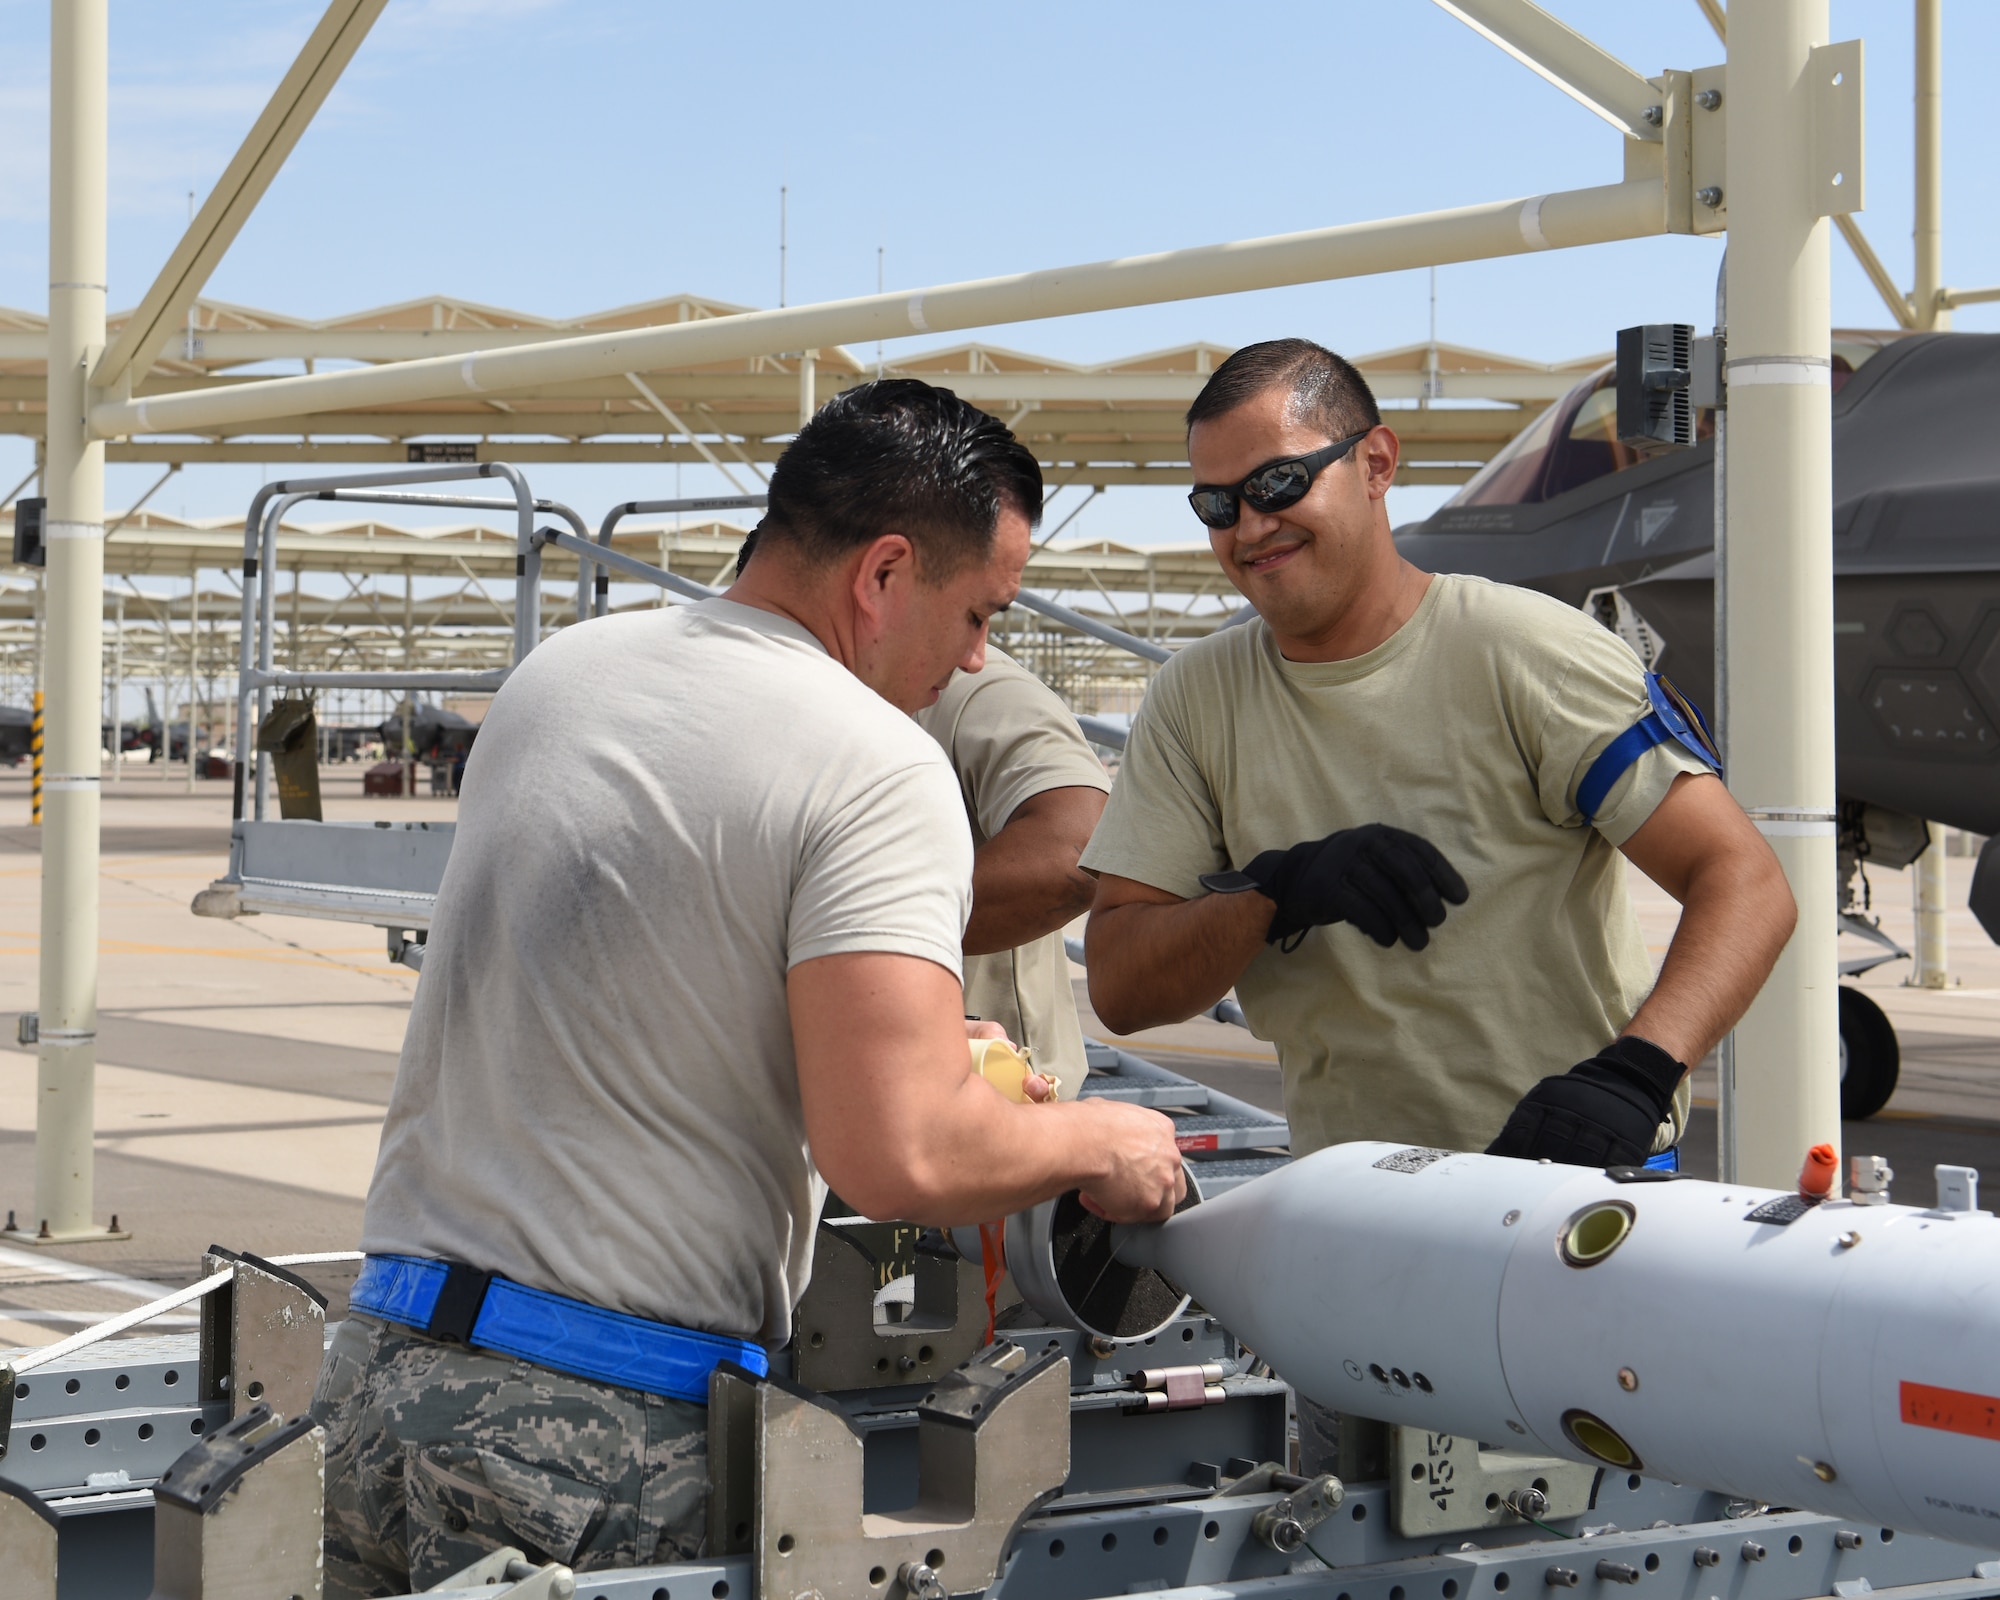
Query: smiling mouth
1240 543 1302 574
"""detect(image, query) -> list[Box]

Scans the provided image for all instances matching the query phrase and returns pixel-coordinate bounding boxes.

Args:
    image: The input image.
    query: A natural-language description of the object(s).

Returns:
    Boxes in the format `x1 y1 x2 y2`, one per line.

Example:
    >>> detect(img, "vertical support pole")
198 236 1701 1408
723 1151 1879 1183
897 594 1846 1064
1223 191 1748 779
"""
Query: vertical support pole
1723 0 1840 1189
401 570 414 798
1710 258 1739 1180
1146 557 1158 685
30 690 43 826
185 564 198 792
1913 829 1952 988
1913 0 1947 332
799 349 817 430
21 0 122 1244
110 594 122 785
31 574 44 823
164 593 176 784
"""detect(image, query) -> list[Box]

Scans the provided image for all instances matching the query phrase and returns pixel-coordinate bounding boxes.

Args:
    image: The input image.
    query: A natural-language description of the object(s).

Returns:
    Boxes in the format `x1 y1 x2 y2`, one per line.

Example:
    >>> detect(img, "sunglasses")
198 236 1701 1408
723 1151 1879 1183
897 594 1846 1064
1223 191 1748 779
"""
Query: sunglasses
1187 430 1372 530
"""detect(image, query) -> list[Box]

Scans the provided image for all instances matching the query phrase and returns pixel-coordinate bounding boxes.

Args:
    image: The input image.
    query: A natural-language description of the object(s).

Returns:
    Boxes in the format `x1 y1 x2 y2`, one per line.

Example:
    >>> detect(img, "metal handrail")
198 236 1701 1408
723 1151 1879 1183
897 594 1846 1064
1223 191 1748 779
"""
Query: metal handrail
230 464 549 820
1010 590 1171 664
537 528 718 603
589 494 768 618
572 501 1177 674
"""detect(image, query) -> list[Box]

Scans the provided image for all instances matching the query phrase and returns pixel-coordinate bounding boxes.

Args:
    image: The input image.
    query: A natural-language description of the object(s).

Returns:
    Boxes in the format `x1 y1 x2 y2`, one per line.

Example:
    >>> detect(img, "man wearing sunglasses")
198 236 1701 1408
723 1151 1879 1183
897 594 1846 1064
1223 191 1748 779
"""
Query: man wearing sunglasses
1081 338 1796 1180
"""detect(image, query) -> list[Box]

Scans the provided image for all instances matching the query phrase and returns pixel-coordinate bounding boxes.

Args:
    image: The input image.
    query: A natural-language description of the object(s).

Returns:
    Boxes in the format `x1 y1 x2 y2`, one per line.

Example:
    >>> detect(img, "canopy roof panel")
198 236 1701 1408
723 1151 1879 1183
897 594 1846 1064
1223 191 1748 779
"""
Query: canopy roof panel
0 294 1623 483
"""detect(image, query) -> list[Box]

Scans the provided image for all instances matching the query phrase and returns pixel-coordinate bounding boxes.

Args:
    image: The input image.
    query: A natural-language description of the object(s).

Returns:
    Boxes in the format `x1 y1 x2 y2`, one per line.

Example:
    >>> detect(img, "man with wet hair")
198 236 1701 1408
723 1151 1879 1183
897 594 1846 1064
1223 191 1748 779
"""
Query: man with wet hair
1083 336 1795 1168
316 380 1185 1595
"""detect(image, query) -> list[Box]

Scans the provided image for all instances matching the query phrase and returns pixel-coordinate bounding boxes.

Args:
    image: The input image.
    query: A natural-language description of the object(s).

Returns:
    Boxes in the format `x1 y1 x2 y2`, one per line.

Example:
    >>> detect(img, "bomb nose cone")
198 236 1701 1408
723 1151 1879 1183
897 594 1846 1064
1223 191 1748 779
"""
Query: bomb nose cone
1109 1220 1164 1269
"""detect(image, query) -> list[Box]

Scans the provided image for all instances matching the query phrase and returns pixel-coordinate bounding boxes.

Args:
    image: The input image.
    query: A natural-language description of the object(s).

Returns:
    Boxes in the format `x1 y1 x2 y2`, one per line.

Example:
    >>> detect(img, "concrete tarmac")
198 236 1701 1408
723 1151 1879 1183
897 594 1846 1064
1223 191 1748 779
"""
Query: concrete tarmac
0 764 1994 1350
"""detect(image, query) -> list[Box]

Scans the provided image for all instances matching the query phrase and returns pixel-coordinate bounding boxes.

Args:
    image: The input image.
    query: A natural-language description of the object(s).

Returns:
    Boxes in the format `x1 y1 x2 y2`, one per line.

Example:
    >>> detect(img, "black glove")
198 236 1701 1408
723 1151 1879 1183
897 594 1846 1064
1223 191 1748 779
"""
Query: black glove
1198 823 1469 952
1485 1035 1686 1169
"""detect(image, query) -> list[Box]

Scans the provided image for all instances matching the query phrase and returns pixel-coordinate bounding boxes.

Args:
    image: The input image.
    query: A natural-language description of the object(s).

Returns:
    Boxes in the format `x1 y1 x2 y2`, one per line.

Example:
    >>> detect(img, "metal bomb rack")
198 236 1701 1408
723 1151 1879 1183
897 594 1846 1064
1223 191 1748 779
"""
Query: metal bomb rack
6 1187 2000 1600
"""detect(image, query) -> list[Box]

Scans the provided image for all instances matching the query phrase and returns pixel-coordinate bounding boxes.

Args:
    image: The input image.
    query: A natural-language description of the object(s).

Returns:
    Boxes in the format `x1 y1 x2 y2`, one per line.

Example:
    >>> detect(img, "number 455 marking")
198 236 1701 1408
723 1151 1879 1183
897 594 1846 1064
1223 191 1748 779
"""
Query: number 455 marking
1425 1433 1456 1510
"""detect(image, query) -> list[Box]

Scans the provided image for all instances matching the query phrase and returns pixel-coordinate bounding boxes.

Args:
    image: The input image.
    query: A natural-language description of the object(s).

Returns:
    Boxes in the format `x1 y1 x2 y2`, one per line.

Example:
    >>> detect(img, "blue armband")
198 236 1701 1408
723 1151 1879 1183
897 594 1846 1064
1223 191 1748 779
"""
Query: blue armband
1575 673 1721 823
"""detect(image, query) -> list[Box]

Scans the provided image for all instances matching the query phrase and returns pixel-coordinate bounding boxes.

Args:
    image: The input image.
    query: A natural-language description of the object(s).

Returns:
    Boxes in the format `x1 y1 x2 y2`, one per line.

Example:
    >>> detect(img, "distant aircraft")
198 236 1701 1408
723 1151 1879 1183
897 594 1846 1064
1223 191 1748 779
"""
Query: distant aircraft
0 705 31 765
1394 329 2000 1120
379 703 479 765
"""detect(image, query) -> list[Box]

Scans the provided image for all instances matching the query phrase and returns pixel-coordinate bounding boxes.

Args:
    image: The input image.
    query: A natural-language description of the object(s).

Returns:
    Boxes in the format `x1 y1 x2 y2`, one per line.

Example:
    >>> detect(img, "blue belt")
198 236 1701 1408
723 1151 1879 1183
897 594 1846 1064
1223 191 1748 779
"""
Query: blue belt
350 1254 768 1404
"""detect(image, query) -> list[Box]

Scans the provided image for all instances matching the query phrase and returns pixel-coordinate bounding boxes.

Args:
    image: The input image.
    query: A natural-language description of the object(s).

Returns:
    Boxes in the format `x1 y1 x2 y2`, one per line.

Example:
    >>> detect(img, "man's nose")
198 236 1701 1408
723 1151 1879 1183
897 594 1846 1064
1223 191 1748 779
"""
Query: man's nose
961 625 989 675
1231 504 1285 551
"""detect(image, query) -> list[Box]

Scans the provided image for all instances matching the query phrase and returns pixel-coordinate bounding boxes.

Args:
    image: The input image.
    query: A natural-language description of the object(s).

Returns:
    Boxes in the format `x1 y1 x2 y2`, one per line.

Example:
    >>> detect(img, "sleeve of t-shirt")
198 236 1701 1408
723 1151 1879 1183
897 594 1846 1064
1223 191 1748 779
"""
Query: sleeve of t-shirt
949 667 1111 841
1076 671 1229 900
787 754 972 980
1533 621 1715 847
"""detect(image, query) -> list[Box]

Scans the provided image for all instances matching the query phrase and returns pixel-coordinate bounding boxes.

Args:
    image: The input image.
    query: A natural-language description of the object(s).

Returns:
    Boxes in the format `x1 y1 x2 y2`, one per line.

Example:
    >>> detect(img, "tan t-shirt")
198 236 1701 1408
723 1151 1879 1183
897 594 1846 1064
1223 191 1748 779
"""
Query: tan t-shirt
1079 574 1708 1157
363 600 971 1347
915 648 1110 1096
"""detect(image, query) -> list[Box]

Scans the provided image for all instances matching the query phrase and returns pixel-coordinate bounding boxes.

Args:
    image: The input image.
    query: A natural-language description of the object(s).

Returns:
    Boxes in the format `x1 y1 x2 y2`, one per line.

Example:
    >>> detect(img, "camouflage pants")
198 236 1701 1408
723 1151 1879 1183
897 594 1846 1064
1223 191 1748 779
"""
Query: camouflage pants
312 1314 709 1600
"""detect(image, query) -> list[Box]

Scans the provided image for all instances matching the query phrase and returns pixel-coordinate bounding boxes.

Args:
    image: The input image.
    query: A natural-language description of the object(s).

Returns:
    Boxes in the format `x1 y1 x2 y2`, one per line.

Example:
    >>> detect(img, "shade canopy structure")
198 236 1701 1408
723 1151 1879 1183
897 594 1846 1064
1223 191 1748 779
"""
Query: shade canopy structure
0 295 1603 486
0 502 1237 723
13 0 1901 1242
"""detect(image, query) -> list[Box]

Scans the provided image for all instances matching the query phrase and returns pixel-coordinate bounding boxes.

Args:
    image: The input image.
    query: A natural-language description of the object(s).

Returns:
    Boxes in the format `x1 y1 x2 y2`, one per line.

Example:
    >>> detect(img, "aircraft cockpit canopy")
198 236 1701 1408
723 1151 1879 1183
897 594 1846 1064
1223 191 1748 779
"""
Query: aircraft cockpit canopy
1442 339 1875 512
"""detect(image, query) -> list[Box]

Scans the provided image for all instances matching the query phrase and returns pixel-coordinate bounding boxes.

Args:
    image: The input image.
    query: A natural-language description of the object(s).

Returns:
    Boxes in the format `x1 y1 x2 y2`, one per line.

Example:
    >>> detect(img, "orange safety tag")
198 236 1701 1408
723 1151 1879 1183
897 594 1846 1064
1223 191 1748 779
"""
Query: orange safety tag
1902 1381 2000 1443
977 1218 1006 1346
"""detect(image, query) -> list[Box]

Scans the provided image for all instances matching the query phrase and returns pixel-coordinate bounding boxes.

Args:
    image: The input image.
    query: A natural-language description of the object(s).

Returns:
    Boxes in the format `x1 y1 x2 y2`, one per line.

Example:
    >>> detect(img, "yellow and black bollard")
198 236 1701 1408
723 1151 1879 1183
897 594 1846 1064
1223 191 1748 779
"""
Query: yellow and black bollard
29 690 42 825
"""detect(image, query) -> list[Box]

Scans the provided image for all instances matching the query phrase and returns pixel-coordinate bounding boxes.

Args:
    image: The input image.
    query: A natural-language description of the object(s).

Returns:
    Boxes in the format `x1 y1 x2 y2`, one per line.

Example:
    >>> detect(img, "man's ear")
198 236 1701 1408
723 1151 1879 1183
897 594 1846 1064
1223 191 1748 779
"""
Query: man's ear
848 532 919 625
1361 426 1401 502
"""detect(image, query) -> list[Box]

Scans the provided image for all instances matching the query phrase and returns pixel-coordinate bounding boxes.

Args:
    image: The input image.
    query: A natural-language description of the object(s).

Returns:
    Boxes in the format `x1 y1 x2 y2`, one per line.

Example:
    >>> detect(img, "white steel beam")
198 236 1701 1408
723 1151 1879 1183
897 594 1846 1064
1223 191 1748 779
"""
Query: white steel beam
0 353 1592 405
92 180 1664 439
90 0 388 393
1432 0 1663 140
1722 0 1841 1188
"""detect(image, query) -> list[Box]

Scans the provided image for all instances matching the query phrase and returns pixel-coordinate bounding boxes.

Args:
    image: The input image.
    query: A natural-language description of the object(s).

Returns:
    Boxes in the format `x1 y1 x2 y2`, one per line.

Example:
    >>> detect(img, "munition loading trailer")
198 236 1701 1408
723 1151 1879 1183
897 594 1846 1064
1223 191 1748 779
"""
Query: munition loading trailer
6 1152 2000 1600
14 466 1979 1597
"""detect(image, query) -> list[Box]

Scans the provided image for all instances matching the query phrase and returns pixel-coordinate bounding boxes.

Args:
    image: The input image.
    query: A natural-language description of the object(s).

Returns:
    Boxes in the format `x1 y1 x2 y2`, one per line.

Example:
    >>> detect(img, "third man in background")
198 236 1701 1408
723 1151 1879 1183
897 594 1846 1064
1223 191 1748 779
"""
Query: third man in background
915 647 1110 1095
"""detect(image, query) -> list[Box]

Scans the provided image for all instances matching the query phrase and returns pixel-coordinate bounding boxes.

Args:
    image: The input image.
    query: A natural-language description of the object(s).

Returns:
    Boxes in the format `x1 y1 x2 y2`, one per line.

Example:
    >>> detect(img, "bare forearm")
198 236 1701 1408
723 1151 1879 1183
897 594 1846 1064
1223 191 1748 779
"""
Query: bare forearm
1624 850 1797 1065
964 829 1096 955
1085 888 1269 1034
854 1091 1126 1226
793 952 1182 1227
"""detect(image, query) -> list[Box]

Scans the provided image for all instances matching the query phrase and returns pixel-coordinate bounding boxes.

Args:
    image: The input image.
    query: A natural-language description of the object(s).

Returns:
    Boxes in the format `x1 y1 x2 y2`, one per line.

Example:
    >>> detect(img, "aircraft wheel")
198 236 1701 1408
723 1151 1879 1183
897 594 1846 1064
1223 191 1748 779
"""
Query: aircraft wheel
1838 985 1901 1121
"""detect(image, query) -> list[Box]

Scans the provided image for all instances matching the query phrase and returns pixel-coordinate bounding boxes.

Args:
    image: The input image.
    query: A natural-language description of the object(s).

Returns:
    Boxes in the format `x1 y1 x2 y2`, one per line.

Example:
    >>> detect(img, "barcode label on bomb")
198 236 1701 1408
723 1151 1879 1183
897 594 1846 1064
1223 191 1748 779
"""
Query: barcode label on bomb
1374 1147 1451 1174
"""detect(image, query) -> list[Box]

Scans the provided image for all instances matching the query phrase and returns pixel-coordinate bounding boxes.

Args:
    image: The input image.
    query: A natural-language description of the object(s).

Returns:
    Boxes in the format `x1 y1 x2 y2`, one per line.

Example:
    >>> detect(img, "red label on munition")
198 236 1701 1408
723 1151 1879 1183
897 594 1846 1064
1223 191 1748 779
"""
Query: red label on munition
1902 1381 2000 1443
1175 1134 1219 1152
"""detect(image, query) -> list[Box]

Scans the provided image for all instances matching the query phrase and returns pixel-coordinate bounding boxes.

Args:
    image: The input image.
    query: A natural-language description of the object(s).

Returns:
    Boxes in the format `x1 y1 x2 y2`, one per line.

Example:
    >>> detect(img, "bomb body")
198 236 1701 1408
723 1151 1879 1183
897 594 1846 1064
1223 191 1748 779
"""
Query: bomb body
1113 1142 2000 1544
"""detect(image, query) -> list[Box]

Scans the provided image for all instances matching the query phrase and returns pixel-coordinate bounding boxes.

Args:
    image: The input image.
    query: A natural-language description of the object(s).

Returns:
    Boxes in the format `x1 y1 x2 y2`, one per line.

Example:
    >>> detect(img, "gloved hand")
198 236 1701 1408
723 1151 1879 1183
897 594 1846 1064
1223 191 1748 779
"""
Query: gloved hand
1198 823 1469 951
1485 1035 1686 1169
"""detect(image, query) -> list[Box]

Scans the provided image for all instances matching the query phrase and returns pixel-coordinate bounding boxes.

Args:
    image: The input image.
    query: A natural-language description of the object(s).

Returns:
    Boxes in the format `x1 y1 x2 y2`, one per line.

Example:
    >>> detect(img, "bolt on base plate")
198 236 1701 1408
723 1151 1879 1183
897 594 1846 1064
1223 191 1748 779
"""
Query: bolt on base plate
1 1221 133 1246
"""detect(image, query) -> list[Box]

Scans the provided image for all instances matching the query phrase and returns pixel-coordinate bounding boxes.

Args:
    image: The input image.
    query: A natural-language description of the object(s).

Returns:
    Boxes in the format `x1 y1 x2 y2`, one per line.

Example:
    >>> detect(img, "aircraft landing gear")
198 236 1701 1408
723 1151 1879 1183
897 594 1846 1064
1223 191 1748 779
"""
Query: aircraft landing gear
1838 984 1901 1121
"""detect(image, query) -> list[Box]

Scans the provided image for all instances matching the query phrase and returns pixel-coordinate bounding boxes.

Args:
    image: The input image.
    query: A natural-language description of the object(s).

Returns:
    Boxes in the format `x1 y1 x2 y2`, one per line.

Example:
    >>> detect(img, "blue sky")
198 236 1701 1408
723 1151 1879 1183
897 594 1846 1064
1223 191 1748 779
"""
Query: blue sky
0 0 1995 545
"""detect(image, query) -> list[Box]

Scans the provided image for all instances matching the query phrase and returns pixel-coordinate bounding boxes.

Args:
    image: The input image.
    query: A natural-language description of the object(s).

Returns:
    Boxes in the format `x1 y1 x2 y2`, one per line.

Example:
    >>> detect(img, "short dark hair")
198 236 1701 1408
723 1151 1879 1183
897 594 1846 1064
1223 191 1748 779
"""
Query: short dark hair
745 379 1042 580
1185 338 1381 443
